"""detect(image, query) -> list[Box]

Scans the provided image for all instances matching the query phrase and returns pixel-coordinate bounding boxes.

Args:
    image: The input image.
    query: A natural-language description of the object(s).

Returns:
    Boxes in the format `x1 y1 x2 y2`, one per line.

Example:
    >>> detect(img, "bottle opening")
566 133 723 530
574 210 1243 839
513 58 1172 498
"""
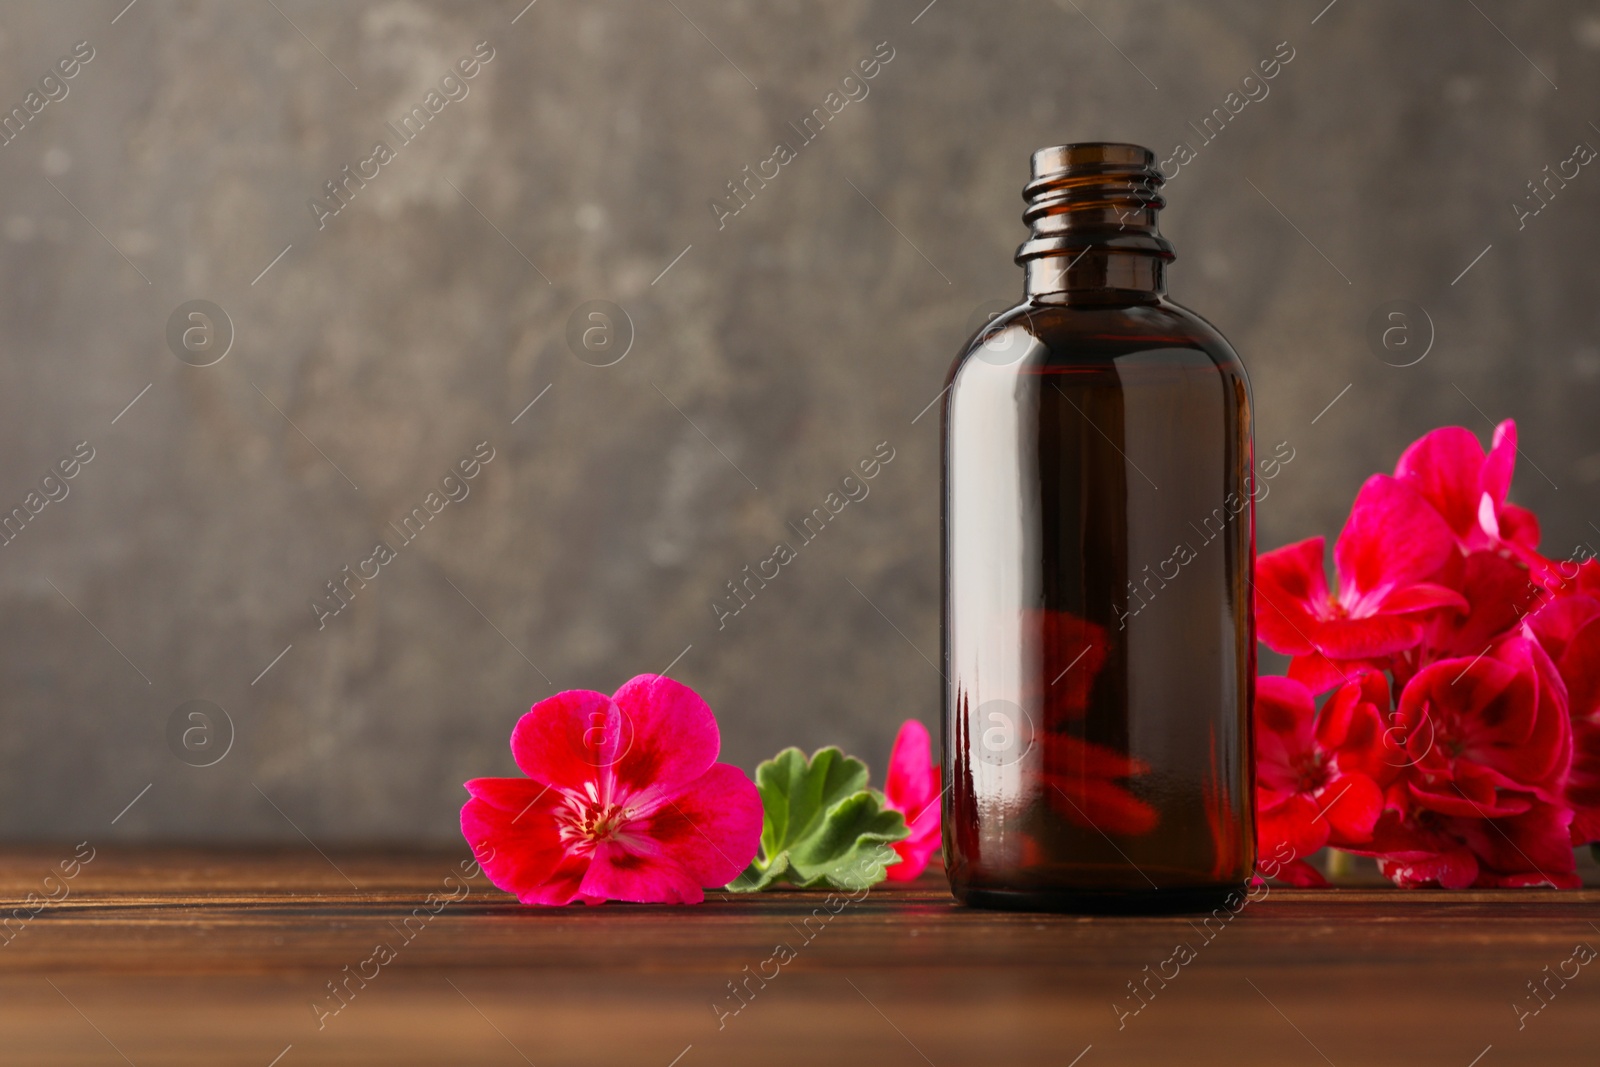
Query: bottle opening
1016 142 1174 265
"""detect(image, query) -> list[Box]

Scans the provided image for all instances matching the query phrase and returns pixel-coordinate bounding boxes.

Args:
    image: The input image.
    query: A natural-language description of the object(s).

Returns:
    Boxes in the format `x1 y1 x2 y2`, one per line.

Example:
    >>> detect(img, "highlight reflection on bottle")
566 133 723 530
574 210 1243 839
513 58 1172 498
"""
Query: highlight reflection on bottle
942 143 1255 912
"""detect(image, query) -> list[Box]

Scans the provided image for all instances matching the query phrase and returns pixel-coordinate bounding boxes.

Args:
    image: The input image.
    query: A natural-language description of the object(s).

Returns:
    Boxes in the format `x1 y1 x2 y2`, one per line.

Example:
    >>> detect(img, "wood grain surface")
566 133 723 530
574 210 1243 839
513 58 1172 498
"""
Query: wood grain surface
0 847 1595 1066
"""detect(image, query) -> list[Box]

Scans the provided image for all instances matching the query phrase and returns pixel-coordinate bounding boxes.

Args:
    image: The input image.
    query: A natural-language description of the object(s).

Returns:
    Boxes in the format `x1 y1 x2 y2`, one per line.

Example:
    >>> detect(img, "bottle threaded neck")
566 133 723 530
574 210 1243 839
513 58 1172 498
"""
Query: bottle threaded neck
1015 143 1174 266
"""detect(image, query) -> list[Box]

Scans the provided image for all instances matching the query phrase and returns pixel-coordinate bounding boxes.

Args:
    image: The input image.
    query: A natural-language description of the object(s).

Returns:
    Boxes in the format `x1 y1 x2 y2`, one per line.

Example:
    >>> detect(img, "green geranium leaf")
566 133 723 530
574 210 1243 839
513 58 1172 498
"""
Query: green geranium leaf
728 746 909 892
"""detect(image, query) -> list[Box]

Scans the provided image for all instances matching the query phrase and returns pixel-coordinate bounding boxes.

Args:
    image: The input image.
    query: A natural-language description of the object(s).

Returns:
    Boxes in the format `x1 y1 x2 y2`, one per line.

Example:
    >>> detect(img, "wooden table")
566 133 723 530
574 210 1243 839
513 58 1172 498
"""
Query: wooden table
0 848 1596 1066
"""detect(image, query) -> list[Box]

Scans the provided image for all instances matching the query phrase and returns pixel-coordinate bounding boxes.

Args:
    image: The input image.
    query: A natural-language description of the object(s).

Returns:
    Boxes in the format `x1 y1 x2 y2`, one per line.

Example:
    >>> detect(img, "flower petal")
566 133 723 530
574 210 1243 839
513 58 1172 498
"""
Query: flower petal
510 688 624 794
1267 857 1329 886
606 674 722 805
883 719 941 880
1322 677 1398 786
1335 475 1458 604
1486 639 1571 793
1394 425 1489 543
579 837 706 905
885 719 938 818
1256 674 1316 733
1257 794 1331 860
461 778 590 906
1481 420 1517 516
1287 651 1371 694
1318 773 1383 843
1253 676 1316 797
1313 615 1426 659
638 763 765 888
1374 582 1470 616
1254 538 1329 655
1558 616 1600 722
1529 594 1600 664
886 821 942 883
1498 503 1542 551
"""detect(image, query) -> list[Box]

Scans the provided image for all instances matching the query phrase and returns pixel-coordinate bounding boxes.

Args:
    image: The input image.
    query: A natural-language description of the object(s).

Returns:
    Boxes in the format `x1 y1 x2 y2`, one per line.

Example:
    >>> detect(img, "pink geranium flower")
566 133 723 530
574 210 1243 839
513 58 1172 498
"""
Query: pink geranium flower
461 675 763 905
1253 674 1391 886
1342 636 1582 888
1391 637 1571 819
882 719 942 881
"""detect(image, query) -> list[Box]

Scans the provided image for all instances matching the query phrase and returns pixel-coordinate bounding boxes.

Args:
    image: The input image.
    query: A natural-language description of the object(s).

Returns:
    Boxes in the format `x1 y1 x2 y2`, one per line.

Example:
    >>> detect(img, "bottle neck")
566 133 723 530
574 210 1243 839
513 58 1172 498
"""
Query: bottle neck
1014 143 1174 305
1025 250 1166 302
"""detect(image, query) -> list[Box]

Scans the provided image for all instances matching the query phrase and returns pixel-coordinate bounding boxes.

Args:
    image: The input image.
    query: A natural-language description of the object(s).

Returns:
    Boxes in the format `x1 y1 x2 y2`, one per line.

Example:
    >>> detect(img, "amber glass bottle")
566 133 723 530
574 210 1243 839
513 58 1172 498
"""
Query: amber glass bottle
942 143 1255 912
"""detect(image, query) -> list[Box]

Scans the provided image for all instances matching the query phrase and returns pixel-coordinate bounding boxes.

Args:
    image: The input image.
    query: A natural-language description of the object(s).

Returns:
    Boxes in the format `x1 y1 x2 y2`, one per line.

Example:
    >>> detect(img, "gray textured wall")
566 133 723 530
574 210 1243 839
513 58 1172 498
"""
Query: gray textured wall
1 0 1595 841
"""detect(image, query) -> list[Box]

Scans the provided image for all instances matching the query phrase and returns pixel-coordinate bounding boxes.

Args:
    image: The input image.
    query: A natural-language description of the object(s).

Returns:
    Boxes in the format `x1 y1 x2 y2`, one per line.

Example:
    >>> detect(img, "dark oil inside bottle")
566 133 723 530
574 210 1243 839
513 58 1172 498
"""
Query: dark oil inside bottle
942 144 1255 912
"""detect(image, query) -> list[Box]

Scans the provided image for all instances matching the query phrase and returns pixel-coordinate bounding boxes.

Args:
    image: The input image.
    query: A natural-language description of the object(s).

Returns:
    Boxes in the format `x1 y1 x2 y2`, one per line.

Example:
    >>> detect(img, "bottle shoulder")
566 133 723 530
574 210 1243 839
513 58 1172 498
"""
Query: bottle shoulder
947 296 1247 386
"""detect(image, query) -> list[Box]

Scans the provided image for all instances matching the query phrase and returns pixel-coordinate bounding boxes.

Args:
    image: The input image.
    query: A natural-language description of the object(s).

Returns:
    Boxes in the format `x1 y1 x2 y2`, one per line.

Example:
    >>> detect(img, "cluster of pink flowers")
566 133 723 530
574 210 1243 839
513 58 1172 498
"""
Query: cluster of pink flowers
1254 420 1598 888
